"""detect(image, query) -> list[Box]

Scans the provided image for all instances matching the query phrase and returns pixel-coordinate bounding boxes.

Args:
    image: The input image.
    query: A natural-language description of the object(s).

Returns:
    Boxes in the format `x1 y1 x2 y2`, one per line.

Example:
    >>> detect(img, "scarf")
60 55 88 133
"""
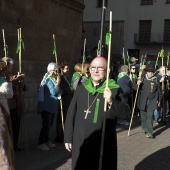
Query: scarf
82 77 119 95
117 72 129 82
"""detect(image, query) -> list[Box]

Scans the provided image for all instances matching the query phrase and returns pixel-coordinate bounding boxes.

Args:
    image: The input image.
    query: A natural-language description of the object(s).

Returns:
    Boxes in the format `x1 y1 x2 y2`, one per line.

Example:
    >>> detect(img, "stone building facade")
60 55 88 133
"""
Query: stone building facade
0 0 84 113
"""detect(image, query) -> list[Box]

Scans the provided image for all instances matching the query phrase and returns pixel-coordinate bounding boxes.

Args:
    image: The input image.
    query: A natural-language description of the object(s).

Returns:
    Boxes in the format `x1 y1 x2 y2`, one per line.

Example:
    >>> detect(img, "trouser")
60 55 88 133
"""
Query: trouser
10 108 20 147
140 109 154 134
38 110 54 145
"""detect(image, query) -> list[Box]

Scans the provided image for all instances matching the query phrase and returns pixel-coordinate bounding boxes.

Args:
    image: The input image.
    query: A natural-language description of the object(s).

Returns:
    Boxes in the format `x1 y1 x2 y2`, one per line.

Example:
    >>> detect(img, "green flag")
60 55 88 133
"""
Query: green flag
127 52 130 63
4 45 8 56
160 49 164 58
83 54 86 63
122 51 125 59
105 31 111 46
53 44 57 54
16 39 25 54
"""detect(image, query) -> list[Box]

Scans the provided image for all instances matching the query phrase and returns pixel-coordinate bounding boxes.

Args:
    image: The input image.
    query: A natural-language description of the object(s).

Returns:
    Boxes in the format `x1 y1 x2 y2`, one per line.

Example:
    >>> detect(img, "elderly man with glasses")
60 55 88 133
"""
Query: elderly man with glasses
64 56 130 170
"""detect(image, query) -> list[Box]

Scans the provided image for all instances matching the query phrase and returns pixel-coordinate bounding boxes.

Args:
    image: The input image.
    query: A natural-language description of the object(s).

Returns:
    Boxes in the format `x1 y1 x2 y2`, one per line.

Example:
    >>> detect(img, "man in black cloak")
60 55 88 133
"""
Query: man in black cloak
64 56 130 170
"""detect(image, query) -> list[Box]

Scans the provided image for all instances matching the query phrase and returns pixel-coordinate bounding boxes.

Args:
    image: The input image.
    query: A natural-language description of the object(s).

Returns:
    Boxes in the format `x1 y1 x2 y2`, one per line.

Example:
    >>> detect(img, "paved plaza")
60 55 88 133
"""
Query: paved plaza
15 114 170 170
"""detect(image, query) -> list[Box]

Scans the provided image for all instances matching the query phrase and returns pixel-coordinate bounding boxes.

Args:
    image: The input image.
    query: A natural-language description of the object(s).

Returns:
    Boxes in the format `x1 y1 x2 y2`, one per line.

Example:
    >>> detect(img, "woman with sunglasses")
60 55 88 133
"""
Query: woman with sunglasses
129 65 139 117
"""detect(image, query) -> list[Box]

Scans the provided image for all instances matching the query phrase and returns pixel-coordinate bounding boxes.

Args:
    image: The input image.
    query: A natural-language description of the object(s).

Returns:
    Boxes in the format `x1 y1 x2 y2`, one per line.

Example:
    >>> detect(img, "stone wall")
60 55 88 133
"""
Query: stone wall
0 0 84 113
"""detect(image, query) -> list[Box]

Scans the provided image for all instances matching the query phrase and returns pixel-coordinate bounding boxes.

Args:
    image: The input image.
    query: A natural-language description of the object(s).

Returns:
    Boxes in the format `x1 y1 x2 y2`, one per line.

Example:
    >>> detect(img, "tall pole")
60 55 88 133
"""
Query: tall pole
99 0 106 56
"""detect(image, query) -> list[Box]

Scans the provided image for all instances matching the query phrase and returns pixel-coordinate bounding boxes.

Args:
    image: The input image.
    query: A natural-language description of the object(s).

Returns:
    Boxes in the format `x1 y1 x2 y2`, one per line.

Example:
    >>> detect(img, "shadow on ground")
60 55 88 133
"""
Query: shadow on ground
134 146 170 170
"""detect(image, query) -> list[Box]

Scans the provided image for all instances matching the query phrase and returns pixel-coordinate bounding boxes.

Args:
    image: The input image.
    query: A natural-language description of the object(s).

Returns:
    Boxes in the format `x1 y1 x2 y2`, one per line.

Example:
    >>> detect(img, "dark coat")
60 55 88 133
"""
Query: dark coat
59 75 73 121
64 84 130 170
138 74 162 111
155 72 170 100
117 75 132 98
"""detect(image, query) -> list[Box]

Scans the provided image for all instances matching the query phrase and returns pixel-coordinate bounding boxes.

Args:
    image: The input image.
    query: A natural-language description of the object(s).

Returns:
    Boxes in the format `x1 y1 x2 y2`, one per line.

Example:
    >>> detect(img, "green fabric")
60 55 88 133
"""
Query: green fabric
83 54 86 63
0 77 6 85
53 44 57 54
81 76 88 81
132 73 137 79
71 72 82 87
105 31 111 46
93 99 100 124
122 49 125 59
127 54 130 63
4 45 8 57
44 72 57 82
16 38 25 53
117 72 129 82
160 49 164 58
82 77 119 95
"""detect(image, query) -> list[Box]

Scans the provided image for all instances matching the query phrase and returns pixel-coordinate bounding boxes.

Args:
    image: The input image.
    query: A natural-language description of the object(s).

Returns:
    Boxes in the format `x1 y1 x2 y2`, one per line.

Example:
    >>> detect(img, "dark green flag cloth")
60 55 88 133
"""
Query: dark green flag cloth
0 77 6 85
82 77 119 95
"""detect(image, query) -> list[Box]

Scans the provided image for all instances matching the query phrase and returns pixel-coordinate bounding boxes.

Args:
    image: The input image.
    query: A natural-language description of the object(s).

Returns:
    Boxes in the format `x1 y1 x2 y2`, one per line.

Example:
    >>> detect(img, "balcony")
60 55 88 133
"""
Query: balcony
134 33 170 44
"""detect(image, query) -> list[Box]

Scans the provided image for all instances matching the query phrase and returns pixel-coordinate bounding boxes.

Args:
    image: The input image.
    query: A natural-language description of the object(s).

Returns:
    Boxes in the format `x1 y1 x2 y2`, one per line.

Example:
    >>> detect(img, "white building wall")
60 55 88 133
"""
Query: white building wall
84 0 170 58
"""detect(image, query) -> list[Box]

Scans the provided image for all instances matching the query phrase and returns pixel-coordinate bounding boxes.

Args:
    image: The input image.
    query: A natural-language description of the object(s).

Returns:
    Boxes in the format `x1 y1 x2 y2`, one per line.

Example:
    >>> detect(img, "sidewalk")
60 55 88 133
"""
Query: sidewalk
15 114 170 170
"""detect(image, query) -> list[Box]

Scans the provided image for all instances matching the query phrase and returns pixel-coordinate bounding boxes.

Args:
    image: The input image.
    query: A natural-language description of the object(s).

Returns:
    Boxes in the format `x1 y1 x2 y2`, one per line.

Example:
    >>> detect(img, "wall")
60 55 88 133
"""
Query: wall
0 0 84 113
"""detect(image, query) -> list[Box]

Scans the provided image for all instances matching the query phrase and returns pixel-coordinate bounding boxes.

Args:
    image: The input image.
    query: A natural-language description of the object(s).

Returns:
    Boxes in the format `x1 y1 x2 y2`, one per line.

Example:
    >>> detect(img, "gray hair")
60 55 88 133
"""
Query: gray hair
120 65 129 73
2 57 14 65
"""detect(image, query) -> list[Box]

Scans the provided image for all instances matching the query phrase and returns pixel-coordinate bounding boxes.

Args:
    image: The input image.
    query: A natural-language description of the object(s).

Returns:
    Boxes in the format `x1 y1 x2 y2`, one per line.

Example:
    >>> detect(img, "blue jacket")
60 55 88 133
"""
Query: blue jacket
37 77 60 114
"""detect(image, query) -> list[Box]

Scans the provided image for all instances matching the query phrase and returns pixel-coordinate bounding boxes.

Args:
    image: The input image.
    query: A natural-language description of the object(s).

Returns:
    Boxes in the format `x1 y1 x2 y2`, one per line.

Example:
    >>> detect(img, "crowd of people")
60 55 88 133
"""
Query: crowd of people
0 54 170 169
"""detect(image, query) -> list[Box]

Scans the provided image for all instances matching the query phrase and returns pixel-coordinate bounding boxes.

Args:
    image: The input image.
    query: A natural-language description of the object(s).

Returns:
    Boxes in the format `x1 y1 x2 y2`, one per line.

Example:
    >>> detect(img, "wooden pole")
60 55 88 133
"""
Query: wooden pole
162 55 165 122
167 53 169 67
18 28 22 74
99 0 106 56
97 40 100 56
2 29 7 60
155 52 160 70
81 38 86 72
53 34 65 131
127 86 139 136
98 11 112 170
127 56 145 136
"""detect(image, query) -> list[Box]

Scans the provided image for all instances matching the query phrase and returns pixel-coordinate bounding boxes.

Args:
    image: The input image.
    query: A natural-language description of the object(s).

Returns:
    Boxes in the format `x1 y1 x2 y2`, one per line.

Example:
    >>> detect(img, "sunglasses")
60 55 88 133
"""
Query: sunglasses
131 68 136 70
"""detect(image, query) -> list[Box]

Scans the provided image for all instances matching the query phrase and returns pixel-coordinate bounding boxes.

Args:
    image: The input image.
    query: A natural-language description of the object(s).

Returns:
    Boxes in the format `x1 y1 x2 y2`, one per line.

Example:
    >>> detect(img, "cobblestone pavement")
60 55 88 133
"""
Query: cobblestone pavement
15 114 170 170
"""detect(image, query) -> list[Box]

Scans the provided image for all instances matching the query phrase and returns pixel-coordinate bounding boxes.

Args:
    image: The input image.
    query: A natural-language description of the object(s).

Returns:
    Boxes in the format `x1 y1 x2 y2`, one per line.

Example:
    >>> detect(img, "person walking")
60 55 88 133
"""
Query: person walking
37 62 61 151
64 56 130 170
137 62 162 138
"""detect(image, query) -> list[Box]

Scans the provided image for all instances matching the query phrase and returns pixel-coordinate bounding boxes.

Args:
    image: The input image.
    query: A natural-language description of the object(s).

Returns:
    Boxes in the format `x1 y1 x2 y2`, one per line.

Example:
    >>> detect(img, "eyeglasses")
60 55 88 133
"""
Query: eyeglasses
131 68 136 70
90 67 106 71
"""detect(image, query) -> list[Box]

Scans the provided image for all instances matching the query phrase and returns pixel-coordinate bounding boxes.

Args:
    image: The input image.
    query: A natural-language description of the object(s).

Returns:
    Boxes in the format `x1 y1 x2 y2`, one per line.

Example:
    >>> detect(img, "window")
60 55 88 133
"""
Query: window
139 20 152 42
166 0 170 4
164 20 170 42
96 0 108 8
141 0 153 5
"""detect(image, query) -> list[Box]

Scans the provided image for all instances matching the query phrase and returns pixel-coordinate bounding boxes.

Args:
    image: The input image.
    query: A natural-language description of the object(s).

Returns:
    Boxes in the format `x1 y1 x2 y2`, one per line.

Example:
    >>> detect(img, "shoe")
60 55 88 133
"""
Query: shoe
14 146 21 151
146 133 153 139
141 129 146 134
37 143 50 151
46 141 56 148
153 120 159 125
55 137 64 143
117 119 129 125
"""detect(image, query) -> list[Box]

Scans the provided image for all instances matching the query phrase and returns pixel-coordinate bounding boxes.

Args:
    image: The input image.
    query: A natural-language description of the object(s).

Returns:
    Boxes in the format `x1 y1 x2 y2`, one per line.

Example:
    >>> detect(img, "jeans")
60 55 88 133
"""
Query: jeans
38 110 54 145
140 109 154 134
154 100 169 121
153 107 161 121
